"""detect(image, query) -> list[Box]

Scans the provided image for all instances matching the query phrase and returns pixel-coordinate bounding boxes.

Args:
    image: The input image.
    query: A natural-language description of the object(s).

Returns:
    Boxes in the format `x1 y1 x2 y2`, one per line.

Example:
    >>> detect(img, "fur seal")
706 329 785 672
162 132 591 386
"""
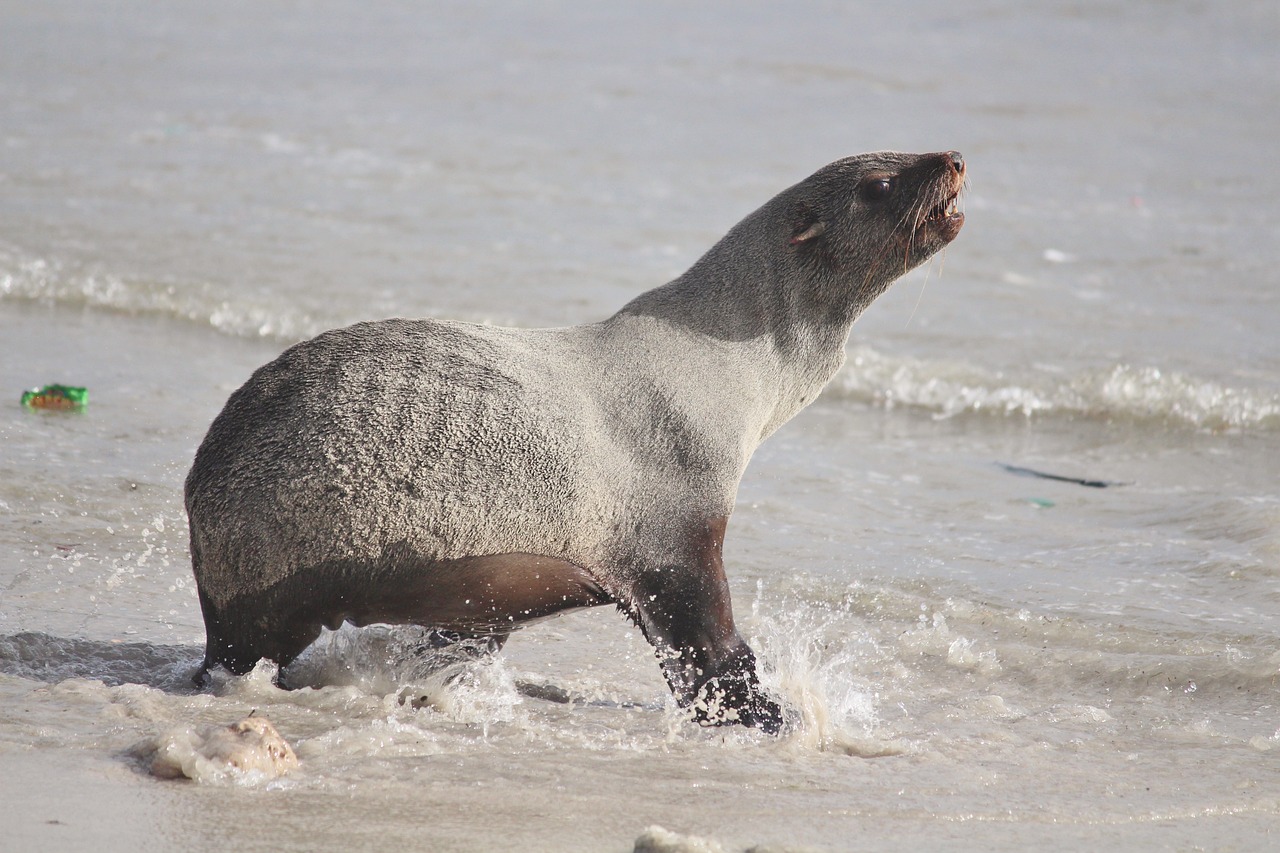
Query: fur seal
186 150 966 733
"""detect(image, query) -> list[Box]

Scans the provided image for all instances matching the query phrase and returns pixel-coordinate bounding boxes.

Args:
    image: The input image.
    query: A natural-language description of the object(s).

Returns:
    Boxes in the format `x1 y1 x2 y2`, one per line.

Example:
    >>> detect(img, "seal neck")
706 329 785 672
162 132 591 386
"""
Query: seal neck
603 225 862 450
613 193 872 352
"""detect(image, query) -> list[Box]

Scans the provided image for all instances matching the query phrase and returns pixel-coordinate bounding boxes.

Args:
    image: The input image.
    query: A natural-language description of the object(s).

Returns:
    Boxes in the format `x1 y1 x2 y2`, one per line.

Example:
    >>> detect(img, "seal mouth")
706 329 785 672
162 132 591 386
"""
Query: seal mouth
905 190 964 254
925 193 962 225
914 174 965 246
915 151 967 241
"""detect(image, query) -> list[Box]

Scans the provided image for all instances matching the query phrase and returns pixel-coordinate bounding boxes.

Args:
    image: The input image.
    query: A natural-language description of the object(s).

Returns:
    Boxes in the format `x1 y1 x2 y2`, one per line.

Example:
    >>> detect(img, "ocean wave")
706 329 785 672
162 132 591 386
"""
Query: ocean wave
832 346 1280 432
0 247 508 342
5 249 1277 432
0 251 330 342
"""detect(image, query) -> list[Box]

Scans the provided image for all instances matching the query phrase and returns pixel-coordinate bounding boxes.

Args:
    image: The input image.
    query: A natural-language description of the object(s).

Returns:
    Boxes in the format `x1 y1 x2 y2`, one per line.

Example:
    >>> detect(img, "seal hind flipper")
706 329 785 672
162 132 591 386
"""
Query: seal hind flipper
351 552 613 633
195 552 612 687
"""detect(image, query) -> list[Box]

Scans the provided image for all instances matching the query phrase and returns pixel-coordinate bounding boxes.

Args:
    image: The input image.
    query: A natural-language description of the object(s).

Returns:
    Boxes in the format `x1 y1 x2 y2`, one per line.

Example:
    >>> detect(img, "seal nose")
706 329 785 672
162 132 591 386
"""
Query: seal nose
948 151 965 176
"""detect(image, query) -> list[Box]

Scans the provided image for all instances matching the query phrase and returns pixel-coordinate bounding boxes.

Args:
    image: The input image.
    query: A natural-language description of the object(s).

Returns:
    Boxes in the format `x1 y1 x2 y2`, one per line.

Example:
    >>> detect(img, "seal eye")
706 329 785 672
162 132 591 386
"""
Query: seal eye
862 177 893 202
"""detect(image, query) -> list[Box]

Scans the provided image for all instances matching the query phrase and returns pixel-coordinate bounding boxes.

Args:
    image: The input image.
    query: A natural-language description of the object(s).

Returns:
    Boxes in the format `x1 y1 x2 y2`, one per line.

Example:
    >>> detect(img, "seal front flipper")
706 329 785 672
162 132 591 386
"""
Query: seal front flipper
688 642 783 734
625 517 784 734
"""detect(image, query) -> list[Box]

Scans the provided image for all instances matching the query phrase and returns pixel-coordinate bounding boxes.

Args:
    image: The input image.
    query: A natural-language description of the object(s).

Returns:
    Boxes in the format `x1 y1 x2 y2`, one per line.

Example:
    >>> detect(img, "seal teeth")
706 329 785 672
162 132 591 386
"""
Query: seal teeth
926 193 957 223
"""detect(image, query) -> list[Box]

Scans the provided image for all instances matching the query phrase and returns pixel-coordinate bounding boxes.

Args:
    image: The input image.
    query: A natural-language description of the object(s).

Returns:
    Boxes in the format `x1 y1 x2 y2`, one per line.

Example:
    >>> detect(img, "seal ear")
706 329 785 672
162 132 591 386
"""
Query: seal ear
788 220 828 246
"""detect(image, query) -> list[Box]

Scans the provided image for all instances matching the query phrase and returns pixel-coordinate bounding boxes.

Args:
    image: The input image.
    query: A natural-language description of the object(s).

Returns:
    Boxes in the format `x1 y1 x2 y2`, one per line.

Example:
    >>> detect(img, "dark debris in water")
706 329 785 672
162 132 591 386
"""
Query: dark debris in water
997 462 1130 489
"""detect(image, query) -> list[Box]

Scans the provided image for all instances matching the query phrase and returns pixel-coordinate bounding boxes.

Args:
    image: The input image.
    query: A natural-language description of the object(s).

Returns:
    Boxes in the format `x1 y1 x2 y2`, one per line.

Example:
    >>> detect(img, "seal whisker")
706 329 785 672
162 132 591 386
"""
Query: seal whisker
904 253 941 328
888 198 927 274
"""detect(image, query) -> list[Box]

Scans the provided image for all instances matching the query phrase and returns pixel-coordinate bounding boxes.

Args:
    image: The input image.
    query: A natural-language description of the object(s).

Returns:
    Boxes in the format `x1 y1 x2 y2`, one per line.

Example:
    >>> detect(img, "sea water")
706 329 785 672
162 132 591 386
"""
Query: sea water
1 2 1278 851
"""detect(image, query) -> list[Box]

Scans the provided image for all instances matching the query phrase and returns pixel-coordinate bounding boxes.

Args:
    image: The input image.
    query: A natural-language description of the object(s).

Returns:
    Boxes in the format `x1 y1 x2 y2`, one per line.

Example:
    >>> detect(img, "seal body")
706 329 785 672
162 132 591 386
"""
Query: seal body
187 150 967 732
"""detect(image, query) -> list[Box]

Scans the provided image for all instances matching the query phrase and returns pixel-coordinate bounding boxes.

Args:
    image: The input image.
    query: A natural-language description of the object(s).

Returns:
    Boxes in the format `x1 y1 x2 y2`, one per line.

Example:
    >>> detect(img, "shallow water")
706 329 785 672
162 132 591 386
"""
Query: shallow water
2 1 1278 851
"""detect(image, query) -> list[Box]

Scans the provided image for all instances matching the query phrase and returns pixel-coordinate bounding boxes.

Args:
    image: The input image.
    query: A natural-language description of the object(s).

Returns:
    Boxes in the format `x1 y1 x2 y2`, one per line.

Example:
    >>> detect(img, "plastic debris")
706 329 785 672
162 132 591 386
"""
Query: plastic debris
998 462 1125 489
20 384 87 410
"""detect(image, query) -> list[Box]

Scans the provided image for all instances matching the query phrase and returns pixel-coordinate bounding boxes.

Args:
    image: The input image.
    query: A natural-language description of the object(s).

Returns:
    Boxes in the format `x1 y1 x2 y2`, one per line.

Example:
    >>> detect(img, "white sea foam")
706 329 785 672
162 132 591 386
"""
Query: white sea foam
835 345 1280 431
0 245 499 342
0 248 330 341
633 825 729 853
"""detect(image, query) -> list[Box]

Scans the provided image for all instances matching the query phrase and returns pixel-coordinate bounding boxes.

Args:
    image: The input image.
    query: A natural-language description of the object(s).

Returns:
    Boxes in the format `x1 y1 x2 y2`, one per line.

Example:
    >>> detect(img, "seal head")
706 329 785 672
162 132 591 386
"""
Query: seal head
787 150 966 316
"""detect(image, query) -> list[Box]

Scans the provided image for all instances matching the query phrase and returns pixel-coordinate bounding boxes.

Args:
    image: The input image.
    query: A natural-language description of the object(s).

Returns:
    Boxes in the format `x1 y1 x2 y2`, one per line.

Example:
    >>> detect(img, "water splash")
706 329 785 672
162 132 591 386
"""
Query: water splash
281 624 522 728
748 586 909 756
